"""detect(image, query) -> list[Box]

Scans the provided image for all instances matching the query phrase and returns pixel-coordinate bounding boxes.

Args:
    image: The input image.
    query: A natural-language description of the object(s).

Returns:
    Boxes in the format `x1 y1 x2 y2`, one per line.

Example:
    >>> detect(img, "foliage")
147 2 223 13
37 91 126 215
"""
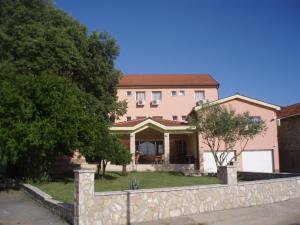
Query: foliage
129 177 140 190
189 102 266 170
0 0 127 178
0 73 108 178
85 134 132 178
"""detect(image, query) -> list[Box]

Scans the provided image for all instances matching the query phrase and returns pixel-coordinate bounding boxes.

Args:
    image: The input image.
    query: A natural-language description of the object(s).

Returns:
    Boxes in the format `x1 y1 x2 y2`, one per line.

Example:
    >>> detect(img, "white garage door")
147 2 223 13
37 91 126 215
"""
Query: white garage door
242 150 273 173
204 151 235 173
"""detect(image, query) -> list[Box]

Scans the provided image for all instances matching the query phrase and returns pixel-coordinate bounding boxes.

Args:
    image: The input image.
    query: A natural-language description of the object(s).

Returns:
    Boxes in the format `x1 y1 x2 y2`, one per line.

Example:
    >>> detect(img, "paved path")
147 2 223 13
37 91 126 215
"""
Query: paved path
136 198 300 225
0 190 68 225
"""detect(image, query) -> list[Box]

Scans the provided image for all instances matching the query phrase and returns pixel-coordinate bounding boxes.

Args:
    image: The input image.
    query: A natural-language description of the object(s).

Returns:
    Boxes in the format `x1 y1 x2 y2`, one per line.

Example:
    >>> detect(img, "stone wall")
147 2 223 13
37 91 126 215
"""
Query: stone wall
74 169 300 225
278 115 300 172
20 184 73 224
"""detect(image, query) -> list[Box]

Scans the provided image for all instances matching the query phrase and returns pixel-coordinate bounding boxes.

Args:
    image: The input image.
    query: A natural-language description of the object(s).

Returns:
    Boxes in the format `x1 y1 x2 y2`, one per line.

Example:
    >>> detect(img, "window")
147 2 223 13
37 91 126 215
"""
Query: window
195 91 205 101
152 91 162 101
171 91 177 96
182 115 187 121
136 92 145 101
250 116 261 123
126 116 131 121
126 91 132 96
179 90 185 96
172 115 178 121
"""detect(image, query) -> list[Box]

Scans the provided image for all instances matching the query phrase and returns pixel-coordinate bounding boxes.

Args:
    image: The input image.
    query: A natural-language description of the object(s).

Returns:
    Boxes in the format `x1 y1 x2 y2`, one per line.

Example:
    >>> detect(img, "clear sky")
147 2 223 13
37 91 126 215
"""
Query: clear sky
55 0 300 106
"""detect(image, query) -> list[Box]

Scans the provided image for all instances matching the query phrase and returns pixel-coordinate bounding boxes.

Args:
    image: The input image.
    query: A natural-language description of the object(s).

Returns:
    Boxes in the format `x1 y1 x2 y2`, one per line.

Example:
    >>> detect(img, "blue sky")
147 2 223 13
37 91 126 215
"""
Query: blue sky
55 0 300 106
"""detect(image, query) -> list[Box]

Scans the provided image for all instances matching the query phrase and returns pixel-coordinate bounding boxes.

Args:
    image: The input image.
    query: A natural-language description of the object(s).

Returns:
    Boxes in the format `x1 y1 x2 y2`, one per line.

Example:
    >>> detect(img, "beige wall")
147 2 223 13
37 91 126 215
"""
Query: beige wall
117 87 218 121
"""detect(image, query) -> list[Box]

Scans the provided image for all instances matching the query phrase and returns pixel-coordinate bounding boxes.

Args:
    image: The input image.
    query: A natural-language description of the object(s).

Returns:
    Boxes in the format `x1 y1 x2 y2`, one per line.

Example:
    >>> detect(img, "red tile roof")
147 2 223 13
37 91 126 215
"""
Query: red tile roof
277 102 300 119
118 74 219 87
113 117 188 127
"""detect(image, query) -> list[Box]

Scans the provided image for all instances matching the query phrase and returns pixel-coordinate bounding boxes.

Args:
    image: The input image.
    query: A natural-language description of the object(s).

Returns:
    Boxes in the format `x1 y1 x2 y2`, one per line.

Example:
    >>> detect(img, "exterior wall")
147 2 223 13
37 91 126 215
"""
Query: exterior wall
117 87 218 122
74 170 300 225
278 116 300 172
199 99 279 172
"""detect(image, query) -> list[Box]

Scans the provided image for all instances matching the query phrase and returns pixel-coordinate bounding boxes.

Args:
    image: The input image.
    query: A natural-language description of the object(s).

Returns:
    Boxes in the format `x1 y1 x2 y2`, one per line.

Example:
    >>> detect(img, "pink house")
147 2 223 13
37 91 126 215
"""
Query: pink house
110 74 281 173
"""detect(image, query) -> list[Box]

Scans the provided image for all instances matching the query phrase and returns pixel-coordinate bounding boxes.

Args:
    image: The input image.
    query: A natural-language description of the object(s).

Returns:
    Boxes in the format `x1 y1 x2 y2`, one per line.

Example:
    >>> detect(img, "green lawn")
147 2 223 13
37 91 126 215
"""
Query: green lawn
33 171 218 203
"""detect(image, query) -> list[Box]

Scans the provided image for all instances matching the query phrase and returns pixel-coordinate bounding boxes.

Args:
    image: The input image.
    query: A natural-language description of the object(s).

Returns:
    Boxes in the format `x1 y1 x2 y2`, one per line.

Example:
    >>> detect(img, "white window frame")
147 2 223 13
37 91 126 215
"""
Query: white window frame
179 90 185 96
194 91 205 101
151 91 162 101
136 91 146 101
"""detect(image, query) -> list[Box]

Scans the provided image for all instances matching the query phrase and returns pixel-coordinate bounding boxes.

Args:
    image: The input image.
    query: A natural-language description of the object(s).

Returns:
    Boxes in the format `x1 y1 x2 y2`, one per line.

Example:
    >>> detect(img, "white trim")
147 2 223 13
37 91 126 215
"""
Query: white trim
194 94 281 111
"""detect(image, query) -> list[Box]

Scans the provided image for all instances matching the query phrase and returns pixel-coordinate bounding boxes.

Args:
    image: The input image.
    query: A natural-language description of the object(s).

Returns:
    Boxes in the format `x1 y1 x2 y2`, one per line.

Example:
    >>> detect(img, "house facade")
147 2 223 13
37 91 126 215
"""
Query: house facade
109 74 280 173
278 103 300 172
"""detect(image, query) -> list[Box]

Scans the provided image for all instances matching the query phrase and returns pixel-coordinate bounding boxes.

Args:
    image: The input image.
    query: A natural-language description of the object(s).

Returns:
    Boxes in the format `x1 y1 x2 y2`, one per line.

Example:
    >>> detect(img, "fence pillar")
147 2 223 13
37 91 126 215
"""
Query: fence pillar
74 169 95 225
218 161 238 185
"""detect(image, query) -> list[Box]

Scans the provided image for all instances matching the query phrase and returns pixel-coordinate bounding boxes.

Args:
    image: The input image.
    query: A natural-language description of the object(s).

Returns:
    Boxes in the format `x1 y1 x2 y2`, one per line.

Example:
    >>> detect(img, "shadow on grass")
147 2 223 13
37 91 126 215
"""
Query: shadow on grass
167 171 185 176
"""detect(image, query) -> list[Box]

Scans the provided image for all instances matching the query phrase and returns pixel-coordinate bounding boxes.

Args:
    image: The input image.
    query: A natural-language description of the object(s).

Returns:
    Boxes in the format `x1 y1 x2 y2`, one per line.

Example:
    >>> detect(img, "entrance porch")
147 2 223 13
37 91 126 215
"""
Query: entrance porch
109 118 198 172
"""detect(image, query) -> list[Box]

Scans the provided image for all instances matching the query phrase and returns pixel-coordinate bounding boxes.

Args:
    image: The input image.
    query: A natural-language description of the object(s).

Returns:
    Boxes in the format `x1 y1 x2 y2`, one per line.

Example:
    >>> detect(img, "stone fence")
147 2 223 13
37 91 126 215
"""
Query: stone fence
74 167 300 225
21 184 73 224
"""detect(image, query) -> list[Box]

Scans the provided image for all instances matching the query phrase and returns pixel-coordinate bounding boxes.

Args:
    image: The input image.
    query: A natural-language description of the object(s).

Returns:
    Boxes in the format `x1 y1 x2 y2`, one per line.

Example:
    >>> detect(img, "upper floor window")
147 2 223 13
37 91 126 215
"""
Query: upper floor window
126 91 132 97
182 115 187 121
171 91 177 96
195 91 205 101
126 116 131 121
152 91 162 101
172 115 178 121
136 92 145 101
179 90 185 96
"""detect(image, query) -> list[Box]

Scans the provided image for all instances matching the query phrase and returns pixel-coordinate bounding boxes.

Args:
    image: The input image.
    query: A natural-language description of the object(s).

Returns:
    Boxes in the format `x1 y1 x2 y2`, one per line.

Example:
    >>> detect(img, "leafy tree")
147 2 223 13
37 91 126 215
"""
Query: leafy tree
0 0 127 178
189 103 266 172
0 73 109 178
84 134 131 178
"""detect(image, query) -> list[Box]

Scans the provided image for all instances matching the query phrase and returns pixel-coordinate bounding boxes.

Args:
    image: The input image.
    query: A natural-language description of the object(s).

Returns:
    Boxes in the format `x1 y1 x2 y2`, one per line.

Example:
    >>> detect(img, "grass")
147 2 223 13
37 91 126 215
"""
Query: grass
33 171 218 203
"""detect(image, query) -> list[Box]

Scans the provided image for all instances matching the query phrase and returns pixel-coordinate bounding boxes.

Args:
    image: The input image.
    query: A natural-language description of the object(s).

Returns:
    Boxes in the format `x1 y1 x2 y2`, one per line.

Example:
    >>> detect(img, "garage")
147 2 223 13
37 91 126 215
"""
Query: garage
242 150 273 173
204 151 235 173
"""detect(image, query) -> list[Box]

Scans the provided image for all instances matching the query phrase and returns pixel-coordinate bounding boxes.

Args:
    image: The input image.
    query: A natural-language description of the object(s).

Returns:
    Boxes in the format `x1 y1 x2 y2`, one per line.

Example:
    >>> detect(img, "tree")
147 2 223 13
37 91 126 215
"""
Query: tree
0 0 127 178
189 103 266 172
84 134 131 178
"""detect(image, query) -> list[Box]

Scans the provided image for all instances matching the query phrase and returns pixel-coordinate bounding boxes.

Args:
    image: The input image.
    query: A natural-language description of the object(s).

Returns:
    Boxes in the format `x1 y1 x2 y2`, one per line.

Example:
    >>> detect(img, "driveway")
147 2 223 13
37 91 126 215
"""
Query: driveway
0 190 68 225
135 197 300 225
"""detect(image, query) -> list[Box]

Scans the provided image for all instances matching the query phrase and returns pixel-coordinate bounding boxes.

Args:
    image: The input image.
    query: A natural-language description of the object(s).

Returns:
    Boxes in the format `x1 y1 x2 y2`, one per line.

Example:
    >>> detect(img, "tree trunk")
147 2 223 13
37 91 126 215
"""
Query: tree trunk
102 160 107 178
122 164 127 176
96 161 101 179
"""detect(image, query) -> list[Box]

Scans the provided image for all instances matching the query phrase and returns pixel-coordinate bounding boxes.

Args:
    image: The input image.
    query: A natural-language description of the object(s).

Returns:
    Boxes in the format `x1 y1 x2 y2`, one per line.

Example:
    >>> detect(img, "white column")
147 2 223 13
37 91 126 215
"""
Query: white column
164 133 170 164
130 133 136 170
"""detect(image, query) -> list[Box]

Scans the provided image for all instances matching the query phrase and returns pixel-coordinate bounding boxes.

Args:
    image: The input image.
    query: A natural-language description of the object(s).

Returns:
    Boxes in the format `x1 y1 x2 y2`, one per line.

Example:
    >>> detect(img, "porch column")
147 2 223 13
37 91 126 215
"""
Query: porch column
164 132 170 164
130 133 136 170
198 133 205 174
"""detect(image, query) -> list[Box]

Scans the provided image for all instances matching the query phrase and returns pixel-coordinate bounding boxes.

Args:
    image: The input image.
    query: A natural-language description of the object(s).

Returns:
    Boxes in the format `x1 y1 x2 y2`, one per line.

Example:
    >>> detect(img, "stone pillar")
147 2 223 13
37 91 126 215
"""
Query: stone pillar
164 133 170 164
218 162 238 185
74 169 95 225
130 133 136 170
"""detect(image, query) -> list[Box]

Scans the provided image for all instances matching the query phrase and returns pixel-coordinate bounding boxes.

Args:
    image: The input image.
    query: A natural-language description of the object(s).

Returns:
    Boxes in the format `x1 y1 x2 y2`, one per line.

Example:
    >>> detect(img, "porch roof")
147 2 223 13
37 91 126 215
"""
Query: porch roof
110 117 195 133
